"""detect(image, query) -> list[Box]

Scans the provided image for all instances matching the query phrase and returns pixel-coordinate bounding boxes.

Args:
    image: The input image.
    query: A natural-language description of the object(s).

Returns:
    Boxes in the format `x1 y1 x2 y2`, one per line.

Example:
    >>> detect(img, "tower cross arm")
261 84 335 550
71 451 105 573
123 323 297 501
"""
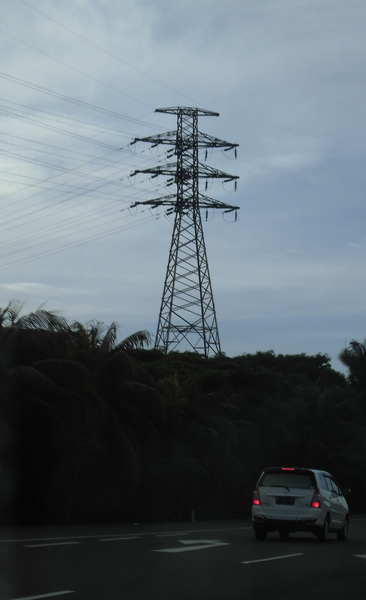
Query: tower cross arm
197 131 239 149
131 130 238 152
155 106 220 117
130 194 176 209
130 193 239 213
131 131 177 146
198 162 239 181
130 162 239 181
197 194 240 212
130 163 176 177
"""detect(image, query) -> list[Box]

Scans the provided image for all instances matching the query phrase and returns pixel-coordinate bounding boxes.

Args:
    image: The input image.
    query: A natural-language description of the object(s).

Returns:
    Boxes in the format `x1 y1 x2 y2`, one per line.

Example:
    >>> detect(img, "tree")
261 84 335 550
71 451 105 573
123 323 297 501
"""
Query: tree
339 339 366 391
0 301 153 524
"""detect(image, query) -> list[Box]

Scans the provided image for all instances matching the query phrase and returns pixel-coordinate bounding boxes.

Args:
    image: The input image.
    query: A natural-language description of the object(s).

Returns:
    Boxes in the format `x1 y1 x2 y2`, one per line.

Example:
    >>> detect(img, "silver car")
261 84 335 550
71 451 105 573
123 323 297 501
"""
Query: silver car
252 467 350 541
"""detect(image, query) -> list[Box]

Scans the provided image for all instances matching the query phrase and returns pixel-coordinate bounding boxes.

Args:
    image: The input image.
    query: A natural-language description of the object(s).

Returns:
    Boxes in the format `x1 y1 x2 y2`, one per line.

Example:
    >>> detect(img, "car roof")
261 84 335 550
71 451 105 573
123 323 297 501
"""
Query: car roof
263 467 332 477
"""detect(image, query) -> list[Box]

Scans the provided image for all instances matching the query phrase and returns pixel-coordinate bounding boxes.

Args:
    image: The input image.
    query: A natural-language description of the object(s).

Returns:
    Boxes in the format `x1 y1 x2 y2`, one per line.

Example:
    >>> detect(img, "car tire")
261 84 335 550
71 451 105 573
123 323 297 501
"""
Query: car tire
337 517 349 541
254 526 267 540
317 516 330 542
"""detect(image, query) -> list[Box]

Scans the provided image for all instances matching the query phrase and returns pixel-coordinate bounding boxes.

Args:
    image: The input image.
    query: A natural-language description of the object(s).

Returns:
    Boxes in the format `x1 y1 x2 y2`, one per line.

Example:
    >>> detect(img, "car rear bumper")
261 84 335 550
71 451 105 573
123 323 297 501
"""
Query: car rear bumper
252 515 320 532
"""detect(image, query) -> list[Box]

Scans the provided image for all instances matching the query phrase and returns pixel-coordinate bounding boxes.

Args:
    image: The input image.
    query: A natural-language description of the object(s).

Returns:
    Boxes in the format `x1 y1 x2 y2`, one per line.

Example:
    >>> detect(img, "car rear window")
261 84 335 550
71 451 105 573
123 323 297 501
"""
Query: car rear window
260 472 315 489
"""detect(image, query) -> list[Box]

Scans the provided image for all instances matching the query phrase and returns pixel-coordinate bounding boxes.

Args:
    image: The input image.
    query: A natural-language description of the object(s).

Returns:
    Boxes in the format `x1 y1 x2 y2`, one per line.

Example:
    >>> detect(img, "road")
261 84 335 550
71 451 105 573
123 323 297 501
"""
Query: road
1 517 366 600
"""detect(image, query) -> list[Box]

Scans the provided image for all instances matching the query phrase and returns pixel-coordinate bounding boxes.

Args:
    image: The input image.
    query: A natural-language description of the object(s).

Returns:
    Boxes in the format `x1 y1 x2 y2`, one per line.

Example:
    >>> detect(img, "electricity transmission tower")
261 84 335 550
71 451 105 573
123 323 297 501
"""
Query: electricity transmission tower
130 106 239 357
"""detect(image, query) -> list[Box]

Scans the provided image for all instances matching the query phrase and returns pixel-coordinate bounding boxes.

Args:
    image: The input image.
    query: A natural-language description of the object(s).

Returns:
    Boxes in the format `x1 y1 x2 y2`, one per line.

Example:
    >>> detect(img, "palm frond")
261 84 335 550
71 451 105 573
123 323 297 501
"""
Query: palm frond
98 322 118 355
18 309 69 332
0 300 24 327
115 330 152 352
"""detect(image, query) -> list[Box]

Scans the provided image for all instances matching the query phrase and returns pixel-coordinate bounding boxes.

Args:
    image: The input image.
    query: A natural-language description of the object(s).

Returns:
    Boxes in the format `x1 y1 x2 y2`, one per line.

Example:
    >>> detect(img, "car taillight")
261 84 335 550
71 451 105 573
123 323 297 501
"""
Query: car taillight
310 490 321 508
252 489 261 506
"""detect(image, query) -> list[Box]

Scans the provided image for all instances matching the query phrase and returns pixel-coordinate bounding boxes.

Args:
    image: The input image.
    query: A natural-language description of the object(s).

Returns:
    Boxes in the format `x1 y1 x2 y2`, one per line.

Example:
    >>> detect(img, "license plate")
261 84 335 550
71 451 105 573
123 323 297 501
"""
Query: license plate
276 496 295 505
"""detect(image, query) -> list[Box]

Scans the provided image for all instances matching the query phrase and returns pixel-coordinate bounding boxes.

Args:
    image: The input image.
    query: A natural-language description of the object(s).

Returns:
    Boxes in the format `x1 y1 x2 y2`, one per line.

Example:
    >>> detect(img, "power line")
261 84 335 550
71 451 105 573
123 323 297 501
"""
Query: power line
16 0 202 107
0 136 165 254
0 3 210 277
0 98 136 139
0 28 155 111
0 71 163 130
0 211 163 272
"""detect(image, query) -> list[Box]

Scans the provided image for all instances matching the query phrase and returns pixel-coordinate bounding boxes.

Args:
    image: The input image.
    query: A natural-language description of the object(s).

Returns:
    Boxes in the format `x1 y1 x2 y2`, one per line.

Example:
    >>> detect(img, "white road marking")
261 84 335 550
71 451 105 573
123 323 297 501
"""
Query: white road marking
156 533 188 537
9 591 74 600
24 542 80 548
0 533 134 543
99 536 140 541
242 553 304 565
354 554 366 559
154 539 230 553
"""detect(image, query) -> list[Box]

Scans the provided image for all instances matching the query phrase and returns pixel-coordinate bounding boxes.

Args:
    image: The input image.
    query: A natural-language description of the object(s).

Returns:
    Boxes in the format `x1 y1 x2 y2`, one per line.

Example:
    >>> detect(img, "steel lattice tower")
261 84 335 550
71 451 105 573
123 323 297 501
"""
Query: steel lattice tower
130 107 239 357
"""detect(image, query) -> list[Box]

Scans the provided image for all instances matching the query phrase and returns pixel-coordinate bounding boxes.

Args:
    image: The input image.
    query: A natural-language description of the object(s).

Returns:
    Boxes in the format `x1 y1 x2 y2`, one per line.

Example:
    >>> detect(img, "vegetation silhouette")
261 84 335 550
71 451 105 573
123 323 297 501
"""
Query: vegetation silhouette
0 301 364 525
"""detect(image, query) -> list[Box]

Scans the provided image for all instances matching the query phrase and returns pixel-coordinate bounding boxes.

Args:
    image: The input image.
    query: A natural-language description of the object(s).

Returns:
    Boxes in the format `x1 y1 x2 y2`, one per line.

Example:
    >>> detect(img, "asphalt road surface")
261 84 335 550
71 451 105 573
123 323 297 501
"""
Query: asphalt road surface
2 517 366 600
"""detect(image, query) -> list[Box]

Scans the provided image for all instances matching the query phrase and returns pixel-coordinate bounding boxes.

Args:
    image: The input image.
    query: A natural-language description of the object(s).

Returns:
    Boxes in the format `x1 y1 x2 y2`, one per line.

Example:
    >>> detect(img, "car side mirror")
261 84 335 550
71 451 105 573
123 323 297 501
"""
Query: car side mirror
342 487 351 498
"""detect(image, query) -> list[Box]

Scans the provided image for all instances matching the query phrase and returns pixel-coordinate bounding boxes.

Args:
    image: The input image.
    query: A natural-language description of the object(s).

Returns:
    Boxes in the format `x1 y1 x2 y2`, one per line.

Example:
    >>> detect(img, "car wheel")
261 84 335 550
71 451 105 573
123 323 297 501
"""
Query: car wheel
337 517 349 541
254 526 267 540
317 516 330 542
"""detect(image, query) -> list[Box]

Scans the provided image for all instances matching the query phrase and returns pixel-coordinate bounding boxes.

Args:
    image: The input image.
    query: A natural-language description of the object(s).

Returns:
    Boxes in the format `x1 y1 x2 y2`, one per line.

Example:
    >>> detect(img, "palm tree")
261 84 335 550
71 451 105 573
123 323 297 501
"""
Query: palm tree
0 300 72 369
68 320 151 379
339 339 366 390
0 301 154 524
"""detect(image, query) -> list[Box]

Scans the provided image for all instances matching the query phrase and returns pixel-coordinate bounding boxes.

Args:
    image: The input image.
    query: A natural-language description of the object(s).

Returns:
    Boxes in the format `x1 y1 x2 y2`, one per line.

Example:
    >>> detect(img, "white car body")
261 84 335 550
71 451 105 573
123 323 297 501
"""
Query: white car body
251 467 350 541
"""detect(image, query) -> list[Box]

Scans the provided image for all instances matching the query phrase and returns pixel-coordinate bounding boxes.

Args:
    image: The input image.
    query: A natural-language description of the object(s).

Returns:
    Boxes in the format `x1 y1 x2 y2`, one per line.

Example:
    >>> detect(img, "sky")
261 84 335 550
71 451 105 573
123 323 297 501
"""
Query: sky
1 0 366 373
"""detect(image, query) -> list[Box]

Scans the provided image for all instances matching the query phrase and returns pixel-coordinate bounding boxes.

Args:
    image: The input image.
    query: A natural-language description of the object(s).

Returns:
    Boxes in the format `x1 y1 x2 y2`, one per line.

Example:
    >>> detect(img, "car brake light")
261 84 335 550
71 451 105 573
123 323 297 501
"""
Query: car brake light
310 490 321 508
281 467 295 471
252 489 261 506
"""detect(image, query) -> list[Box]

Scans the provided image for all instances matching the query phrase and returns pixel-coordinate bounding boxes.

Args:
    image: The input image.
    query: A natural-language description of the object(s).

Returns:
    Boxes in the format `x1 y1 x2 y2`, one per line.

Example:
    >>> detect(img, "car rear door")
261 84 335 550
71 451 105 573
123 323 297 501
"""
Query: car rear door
258 469 315 519
325 475 348 527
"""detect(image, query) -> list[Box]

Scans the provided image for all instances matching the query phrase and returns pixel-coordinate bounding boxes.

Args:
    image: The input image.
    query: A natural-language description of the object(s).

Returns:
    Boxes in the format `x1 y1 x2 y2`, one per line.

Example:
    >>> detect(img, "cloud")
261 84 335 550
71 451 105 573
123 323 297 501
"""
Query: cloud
0 281 91 301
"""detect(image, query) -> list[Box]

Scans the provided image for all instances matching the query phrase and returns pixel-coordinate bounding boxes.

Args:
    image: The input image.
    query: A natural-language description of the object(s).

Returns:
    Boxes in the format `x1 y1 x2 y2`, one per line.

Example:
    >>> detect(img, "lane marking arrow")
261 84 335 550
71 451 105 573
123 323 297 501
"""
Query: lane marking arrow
153 539 230 553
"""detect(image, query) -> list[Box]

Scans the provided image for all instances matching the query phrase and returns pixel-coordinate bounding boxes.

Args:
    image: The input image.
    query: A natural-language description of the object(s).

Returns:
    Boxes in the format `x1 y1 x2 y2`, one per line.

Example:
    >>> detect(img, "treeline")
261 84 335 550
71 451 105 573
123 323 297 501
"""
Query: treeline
1 301 365 525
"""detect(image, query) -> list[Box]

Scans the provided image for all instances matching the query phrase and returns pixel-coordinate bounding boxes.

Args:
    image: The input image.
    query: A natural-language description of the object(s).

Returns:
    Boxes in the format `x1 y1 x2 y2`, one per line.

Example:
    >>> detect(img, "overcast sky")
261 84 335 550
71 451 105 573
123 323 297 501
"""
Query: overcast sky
1 0 365 372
